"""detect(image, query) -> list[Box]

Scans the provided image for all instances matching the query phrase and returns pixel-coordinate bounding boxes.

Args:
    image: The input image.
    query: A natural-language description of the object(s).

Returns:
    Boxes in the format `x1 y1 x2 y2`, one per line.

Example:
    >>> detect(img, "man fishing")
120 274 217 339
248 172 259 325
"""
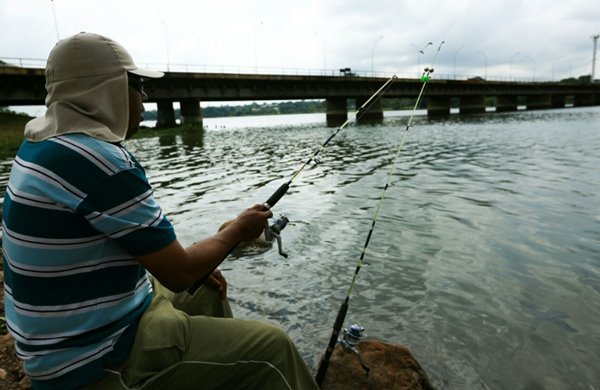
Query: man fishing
1 32 318 390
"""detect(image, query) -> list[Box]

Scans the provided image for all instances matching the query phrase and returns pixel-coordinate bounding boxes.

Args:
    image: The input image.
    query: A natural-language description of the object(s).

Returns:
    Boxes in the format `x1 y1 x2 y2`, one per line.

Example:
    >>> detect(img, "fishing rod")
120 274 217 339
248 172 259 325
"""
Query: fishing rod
314 41 445 387
188 72 400 294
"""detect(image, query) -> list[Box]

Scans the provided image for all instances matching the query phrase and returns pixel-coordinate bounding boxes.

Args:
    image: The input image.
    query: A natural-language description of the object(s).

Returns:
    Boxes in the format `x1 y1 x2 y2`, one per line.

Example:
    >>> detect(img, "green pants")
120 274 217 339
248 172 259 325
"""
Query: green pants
84 280 319 390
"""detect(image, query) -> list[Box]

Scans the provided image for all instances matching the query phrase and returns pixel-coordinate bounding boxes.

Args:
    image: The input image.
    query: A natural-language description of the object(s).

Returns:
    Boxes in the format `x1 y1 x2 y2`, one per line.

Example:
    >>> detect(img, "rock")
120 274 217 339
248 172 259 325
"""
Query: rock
0 333 13 348
321 339 434 390
18 375 31 389
0 367 7 380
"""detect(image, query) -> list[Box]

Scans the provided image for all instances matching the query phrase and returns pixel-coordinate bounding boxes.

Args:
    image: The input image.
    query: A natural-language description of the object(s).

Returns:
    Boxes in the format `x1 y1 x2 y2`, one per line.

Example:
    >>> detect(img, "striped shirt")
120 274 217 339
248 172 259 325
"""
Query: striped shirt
2 133 176 389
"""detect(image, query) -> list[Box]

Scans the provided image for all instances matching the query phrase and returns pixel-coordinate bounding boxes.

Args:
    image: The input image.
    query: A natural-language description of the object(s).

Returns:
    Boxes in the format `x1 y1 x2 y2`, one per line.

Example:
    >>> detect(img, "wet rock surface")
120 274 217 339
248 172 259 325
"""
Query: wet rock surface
321 339 434 390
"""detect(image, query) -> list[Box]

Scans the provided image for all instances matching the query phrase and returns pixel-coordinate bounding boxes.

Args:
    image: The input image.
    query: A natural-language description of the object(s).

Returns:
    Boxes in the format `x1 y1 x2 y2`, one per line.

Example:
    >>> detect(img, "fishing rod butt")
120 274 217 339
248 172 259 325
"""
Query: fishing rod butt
265 182 290 209
315 300 349 386
187 242 241 295
314 358 329 387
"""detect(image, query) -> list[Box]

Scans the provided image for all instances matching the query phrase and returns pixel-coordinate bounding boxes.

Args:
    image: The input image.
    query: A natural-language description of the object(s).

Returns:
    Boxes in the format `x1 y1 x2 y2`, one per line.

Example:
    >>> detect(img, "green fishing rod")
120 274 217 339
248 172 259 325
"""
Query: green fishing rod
188 73 399 293
315 41 445 387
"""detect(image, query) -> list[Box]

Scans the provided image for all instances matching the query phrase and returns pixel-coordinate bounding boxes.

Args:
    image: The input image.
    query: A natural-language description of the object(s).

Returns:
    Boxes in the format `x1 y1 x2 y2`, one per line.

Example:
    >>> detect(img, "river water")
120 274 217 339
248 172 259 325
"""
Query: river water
2 107 599 389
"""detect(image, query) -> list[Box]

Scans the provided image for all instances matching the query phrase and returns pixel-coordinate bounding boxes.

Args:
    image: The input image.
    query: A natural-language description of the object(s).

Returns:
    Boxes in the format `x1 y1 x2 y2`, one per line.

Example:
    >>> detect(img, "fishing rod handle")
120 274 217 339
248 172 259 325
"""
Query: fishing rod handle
264 182 290 209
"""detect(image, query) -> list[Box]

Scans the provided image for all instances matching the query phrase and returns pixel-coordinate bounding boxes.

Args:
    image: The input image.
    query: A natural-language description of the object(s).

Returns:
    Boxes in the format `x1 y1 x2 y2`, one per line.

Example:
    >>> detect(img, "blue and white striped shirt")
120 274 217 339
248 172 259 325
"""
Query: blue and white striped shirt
2 133 176 389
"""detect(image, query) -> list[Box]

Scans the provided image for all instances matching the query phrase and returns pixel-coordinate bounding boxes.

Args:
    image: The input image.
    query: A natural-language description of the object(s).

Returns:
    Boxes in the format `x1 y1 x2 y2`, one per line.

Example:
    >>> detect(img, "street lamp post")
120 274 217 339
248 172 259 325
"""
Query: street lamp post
524 55 536 81
162 20 171 72
254 21 264 73
509 52 521 80
371 35 384 76
315 32 327 75
453 44 465 79
552 58 561 81
592 34 599 81
410 42 432 77
50 0 60 41
476 50 487 79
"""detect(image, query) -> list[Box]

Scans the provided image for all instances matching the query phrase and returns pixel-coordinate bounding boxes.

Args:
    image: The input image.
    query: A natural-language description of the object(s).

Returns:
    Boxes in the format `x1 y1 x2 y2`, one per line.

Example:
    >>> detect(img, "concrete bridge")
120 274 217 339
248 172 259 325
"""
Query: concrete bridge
1 66 599 127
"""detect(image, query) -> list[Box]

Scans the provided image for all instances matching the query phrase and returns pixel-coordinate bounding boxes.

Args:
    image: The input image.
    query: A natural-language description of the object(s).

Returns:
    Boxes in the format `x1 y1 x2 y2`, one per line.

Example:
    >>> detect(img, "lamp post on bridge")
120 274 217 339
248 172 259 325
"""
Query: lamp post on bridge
254 21 264 73
162 20 171 72
315 32 327 75
371 35 384 76
50 0 60 41
592 34 599 81
476 50 487 79
509 52 521 80
524 55 536 81
410 42 432 78
453 44 466 79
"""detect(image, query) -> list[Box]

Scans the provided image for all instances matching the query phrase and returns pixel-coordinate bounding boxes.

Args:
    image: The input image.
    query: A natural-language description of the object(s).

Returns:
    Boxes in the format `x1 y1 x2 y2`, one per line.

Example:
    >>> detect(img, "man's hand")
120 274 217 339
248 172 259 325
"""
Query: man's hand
207 269 228 300
229 204 273 241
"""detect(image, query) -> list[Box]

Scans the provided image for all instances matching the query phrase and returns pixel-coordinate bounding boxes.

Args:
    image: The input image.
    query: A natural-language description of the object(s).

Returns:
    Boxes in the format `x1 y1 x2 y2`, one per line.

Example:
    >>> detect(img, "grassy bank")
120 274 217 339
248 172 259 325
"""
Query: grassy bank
0 112 201 159
0 112 30 157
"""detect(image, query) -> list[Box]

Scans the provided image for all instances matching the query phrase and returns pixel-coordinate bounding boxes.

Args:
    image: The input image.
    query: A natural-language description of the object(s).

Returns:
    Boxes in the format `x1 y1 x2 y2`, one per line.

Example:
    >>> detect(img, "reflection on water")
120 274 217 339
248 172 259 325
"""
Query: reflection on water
2 107 600 388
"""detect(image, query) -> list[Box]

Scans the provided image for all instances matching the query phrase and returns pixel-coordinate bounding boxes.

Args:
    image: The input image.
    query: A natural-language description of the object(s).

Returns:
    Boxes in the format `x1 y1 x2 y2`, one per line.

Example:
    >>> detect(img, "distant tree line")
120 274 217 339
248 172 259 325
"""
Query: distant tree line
142 98 420 120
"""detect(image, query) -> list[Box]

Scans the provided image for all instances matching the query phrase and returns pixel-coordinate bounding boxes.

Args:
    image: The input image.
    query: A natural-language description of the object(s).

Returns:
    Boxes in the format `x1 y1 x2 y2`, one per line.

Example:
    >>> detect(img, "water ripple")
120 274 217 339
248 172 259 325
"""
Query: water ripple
2 107 599 388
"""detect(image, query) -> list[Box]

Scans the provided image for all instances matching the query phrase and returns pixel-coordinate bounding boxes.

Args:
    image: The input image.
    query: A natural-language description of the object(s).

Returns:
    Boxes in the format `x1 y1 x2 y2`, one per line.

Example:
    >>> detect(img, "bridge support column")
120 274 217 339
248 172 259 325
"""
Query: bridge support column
427 97 450 116
355 96 383 124
180 98 203 127
459 95 486 114
574 94 599 107
326 98 347 127
496 96 518 112
526 94 552 110
156 99 176 128
551 95 566 108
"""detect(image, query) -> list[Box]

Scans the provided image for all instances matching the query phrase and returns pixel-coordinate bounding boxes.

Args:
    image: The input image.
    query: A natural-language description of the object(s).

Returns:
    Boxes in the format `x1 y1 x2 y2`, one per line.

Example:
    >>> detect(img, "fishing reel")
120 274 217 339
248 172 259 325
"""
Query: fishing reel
341 324 367 347
264 214 289 258
339 323 370 374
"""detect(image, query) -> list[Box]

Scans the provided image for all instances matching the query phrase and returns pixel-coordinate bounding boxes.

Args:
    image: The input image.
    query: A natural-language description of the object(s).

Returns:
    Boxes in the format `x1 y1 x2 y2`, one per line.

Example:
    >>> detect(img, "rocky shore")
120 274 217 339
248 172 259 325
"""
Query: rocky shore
0 270 432 389
0 272 32 389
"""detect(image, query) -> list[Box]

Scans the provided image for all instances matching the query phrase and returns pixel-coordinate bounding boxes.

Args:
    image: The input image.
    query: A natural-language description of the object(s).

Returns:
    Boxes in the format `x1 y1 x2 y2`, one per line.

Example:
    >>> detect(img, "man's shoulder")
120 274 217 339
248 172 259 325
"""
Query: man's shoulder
45 133 139 173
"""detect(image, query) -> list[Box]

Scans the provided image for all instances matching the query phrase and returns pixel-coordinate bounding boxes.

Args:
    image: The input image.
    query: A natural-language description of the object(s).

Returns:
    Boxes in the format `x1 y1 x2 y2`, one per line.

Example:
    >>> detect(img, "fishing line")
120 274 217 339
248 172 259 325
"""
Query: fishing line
314 41 445 386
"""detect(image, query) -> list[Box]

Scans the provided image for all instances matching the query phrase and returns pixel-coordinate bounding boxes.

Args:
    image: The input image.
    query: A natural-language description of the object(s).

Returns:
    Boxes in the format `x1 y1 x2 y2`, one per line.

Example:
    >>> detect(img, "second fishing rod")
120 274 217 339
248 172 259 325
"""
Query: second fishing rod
314 41 445 386
188 72 399 293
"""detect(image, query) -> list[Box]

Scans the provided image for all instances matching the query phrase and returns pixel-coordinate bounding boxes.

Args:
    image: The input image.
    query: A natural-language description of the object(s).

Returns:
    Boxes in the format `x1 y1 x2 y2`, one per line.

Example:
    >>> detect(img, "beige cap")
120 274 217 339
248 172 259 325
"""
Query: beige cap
45 32 164 82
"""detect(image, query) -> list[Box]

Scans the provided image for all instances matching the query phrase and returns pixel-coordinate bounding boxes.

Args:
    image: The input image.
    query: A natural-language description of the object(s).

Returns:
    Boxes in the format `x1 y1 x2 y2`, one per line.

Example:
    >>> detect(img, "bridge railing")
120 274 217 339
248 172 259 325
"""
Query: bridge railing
0 56 411 78
1 56 552 83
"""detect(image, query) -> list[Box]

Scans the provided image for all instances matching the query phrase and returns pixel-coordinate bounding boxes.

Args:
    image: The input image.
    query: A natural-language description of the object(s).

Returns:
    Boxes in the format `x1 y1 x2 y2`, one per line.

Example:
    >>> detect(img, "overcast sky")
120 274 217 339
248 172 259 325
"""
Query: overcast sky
2 0 600 82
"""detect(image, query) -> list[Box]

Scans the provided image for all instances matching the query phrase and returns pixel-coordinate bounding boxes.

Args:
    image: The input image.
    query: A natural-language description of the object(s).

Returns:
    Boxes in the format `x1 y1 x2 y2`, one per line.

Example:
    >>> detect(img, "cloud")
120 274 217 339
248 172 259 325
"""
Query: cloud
1 0 599 80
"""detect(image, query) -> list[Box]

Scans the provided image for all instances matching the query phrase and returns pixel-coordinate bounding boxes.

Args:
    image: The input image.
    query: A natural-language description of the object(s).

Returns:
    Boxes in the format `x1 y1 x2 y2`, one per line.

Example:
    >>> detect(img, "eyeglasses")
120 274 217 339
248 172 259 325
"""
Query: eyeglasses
128 75 145 95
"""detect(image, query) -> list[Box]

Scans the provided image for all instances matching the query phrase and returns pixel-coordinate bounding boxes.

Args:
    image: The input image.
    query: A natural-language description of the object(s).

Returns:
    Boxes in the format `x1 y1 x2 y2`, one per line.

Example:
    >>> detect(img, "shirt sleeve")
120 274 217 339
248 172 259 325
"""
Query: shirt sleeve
76 166 176 256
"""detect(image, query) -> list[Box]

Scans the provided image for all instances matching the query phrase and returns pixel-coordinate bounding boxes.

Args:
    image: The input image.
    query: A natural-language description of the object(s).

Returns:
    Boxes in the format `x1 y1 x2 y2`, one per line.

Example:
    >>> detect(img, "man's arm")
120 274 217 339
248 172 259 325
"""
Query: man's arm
135 204 272 292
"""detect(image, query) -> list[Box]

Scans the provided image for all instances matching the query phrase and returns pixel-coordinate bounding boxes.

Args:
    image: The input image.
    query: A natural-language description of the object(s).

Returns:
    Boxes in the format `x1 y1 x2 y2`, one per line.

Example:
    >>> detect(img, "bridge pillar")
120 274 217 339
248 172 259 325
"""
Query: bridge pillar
496 96 518 112
526 94 552 110
427 97 450 116
326 98 347 127
551 94 566 108
156 99 176 128
573 94 599 107
356 96 383 124
180 98 203 127
459 95 486 114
